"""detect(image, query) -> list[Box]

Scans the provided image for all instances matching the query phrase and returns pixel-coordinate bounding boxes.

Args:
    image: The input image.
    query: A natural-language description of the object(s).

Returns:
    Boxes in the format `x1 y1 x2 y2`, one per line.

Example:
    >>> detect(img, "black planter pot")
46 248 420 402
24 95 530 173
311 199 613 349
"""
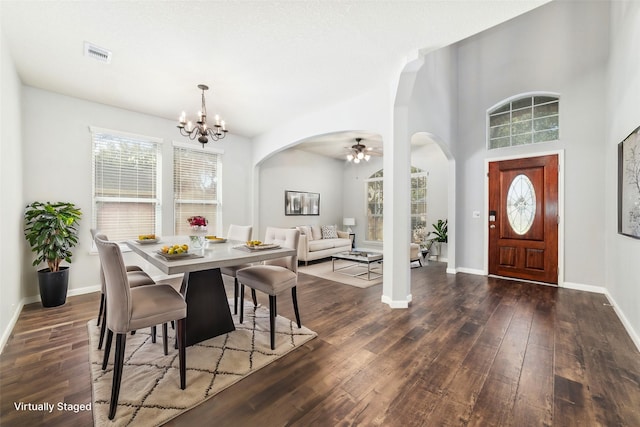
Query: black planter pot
37 266 69 308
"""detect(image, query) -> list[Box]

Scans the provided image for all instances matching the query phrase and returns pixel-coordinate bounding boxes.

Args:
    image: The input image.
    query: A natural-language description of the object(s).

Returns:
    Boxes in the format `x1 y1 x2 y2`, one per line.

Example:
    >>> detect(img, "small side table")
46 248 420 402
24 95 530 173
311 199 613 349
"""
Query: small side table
348 233 355 249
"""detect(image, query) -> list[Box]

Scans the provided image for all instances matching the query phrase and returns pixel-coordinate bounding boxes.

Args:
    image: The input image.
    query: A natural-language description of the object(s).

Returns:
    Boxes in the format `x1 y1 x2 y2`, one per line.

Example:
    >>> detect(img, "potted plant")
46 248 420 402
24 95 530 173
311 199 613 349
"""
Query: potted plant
24 201 82 307
430 219 448 259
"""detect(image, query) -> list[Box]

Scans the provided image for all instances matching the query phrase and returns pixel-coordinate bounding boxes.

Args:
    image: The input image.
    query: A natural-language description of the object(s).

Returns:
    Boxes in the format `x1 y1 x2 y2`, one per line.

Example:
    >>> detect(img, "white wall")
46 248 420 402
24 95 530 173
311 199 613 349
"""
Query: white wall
258 149 344 238
20 87 253 296
605 1 640 348
0 29 24 350
252 85 393 166
451 1 609 284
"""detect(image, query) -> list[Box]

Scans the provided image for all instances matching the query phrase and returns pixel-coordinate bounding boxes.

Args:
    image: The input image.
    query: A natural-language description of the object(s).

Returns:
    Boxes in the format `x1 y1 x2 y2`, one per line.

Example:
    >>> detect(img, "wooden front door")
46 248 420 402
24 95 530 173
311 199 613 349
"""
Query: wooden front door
488 154 559 284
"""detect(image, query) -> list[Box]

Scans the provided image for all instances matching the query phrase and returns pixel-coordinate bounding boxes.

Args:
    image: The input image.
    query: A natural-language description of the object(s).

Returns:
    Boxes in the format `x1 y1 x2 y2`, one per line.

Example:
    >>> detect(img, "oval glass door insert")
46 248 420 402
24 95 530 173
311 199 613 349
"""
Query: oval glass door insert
506 174 536 235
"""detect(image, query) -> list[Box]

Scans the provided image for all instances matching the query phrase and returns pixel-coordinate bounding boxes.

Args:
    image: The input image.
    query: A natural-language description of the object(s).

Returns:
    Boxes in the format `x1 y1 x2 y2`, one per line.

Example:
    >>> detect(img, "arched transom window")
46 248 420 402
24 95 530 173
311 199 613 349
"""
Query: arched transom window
488 94 559 149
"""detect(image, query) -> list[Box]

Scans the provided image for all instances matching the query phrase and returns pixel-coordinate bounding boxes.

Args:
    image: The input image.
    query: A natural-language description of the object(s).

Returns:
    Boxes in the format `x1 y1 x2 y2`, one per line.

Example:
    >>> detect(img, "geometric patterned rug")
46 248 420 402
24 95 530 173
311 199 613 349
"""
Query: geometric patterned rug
88 300 317 426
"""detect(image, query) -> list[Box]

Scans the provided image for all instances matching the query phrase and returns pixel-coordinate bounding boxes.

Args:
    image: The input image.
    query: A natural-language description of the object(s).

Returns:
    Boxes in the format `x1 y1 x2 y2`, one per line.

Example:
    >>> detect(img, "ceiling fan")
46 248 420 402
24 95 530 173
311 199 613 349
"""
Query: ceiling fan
345 138 382 163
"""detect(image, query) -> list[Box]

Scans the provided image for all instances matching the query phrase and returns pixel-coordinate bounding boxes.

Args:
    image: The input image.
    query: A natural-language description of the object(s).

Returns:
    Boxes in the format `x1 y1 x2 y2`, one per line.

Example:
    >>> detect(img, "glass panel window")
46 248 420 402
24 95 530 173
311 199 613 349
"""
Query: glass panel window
488 94 559 149
507 174 536 235
511 108 532 123
490 111 510 127
91 128 161 242
366 178 384 241
173 145 221 235
512 120 532 136
512 97 532 110
490 124 510 139
365 168 427 242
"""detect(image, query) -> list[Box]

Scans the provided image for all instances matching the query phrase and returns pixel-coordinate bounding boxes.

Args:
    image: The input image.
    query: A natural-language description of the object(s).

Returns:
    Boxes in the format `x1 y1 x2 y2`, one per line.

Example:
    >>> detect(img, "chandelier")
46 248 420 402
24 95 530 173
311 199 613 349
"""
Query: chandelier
346 138 371 163
177 84 228 147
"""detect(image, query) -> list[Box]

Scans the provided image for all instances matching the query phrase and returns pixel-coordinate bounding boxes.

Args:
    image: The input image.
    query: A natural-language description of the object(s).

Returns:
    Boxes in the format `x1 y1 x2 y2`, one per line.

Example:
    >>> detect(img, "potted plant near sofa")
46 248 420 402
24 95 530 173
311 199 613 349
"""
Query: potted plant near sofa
24 201 82 307
430 219 448 259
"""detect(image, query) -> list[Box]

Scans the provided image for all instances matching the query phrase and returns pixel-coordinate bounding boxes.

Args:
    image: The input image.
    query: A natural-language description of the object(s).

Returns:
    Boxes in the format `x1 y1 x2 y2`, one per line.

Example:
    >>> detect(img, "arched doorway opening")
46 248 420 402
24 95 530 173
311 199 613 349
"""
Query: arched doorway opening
411 132 455 272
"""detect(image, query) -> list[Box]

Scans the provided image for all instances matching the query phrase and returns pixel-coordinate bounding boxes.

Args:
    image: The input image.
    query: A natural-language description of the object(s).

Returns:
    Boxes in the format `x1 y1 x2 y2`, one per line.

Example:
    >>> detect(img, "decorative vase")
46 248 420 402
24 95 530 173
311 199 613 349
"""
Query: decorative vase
189 226 207 248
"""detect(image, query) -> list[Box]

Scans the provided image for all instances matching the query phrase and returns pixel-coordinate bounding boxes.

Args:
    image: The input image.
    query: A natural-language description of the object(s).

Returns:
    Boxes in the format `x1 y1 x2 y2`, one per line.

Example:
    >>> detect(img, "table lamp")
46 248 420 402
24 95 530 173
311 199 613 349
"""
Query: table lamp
343 217 355 233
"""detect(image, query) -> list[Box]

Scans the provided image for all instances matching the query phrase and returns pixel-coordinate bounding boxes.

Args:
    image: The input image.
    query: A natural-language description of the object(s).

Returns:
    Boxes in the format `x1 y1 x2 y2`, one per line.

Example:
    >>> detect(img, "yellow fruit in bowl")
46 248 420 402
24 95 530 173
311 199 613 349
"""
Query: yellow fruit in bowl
138 234 156 240
160 244 188 256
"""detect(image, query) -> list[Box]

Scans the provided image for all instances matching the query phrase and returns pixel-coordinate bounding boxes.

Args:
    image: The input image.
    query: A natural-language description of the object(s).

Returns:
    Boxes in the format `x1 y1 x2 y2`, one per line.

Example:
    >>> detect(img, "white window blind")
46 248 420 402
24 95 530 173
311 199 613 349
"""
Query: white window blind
173 146 221 235
91 128 161 242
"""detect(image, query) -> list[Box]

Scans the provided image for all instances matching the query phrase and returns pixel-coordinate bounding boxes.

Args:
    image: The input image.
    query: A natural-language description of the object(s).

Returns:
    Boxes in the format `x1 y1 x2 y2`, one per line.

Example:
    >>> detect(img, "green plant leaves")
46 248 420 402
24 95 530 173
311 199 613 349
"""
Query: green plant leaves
24 201 82 272
432 219 448 243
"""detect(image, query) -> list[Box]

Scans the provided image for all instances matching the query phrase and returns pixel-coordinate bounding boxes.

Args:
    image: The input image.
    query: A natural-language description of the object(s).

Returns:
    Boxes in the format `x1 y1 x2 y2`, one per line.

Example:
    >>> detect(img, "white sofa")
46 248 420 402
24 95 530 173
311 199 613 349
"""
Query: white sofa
296 225 352 265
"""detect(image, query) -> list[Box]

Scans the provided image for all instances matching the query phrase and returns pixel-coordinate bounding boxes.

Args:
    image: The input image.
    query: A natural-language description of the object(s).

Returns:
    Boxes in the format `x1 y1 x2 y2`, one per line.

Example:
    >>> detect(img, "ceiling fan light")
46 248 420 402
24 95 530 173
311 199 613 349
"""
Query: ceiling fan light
354 157 360 164
347 154 354 161
357 152 364 160
364 154 371 161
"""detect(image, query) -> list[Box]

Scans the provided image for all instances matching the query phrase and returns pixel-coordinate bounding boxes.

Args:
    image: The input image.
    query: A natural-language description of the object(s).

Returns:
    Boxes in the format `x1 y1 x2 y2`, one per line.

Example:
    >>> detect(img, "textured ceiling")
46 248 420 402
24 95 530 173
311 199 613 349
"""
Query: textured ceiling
1 1 549 139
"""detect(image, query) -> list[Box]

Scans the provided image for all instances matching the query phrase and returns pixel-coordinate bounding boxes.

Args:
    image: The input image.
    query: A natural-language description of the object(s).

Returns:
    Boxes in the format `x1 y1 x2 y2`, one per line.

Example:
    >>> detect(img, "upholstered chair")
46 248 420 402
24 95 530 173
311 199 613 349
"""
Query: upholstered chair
410 243 422 267
90 229 157 350
219 224 257 314
236 227 301 350
95 235 187 420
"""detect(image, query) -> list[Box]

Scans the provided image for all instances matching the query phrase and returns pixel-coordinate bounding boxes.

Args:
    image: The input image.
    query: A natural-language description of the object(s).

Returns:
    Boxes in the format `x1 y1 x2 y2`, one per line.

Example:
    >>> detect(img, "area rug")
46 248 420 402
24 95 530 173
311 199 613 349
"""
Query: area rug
298 259 382 288
88 300 317 426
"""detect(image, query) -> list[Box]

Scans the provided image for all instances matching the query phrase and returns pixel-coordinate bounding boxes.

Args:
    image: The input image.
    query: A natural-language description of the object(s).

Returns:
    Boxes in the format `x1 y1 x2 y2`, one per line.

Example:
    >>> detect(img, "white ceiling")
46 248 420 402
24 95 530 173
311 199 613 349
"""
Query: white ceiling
1 0 549 142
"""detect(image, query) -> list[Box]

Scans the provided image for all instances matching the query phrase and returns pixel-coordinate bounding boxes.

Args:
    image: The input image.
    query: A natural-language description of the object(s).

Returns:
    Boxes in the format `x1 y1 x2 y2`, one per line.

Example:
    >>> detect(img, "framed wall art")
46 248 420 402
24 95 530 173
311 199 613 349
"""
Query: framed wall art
618 124 640 239
285 190 320 216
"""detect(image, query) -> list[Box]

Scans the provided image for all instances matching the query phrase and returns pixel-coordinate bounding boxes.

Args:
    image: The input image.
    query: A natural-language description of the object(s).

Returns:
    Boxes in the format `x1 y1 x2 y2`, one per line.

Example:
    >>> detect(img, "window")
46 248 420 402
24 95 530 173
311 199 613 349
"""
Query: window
91 127 161 242
173 144 222 235
365 167 428 242
366 170 384 241
506 174 536 235
488 94 559 149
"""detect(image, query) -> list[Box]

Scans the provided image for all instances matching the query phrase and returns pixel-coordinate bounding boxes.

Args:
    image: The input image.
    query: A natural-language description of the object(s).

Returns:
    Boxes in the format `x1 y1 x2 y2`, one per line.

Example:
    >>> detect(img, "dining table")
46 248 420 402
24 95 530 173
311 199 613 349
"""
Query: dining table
126 237 296 347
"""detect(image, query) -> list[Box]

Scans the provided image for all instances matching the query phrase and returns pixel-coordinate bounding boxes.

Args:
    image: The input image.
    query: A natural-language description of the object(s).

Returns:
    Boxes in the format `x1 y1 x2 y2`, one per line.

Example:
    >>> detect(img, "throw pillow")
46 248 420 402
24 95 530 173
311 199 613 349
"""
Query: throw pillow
321 225 338 239
311 225 323 240
297 225 313 241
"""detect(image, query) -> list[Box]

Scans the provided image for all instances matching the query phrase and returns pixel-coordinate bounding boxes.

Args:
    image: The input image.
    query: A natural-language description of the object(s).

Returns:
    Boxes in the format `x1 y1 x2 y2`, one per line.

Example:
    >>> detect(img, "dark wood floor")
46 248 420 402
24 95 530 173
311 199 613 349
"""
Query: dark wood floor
1 261 639 426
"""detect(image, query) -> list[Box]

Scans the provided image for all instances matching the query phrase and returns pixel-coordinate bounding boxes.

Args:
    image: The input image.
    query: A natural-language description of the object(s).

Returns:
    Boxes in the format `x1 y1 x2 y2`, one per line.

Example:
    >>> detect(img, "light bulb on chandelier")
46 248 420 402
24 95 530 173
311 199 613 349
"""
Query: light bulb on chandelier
346 137 377 163
177 84 228 147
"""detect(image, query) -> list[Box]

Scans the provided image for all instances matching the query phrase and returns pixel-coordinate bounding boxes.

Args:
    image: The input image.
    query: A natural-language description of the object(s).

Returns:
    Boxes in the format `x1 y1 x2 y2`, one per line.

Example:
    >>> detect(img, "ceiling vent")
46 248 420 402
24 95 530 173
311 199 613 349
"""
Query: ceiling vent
84 42 112 64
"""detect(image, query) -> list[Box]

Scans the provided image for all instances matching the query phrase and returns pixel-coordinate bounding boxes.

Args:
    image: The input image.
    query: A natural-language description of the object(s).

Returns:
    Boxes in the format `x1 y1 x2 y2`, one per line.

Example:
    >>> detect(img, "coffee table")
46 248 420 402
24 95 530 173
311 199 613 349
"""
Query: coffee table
332 250 383 280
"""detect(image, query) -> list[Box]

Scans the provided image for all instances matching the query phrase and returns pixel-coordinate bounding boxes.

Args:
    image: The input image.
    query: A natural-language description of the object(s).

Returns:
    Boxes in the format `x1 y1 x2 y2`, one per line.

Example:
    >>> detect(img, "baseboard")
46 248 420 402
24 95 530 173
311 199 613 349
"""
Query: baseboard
0 284 100 355
604 289 640 353
561 281 607 294
558 282 639 352
456 267 485 275
381 294 412 309
0 301 24 355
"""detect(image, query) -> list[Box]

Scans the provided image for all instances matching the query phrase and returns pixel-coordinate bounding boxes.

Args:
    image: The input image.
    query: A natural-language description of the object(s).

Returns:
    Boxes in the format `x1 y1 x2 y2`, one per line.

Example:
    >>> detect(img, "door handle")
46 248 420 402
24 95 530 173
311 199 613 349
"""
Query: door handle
490 224 496 229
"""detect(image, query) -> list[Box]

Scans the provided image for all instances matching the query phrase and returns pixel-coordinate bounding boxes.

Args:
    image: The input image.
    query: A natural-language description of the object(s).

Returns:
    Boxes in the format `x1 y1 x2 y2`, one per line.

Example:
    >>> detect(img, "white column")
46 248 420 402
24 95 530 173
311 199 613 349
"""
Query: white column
381 108 412 308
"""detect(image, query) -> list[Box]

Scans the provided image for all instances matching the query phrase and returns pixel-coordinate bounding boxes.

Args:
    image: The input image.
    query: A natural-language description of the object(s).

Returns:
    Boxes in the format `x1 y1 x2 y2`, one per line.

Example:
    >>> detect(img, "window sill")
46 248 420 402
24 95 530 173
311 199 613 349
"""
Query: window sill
89 242 132 255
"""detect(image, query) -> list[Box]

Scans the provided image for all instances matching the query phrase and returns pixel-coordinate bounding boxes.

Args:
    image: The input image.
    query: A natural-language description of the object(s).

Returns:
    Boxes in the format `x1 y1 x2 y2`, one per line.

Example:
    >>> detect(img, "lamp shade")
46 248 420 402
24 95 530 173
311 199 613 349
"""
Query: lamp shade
343 218 355 226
